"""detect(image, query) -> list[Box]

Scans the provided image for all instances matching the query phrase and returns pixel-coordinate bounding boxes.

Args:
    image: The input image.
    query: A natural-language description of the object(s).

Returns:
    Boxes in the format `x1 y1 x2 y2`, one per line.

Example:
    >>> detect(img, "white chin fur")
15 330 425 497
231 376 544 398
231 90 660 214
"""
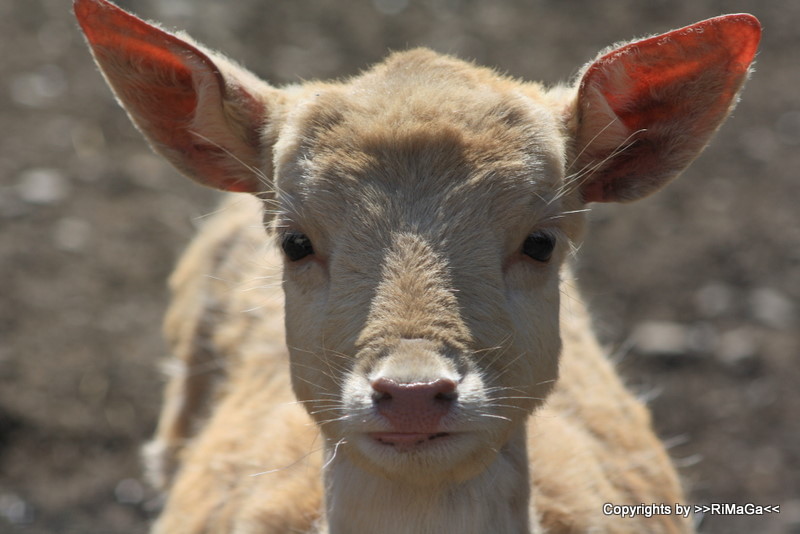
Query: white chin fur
344 430 499 485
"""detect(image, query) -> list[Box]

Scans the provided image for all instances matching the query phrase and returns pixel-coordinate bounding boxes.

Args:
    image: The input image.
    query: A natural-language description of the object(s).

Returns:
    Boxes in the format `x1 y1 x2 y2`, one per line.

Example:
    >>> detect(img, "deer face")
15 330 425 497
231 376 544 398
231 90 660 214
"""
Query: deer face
273 52 583 482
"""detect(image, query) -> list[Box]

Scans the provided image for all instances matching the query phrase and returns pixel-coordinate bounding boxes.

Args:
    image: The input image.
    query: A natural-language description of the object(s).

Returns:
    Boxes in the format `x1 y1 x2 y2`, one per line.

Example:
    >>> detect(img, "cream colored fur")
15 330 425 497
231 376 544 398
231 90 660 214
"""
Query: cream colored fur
76 3 761 532
144 56 692 532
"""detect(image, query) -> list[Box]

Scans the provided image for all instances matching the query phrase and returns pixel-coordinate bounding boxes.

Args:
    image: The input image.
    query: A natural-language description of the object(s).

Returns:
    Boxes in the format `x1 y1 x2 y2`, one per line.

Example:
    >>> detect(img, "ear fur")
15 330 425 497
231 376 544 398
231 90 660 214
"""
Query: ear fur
74 0 281 193
570 14 761 203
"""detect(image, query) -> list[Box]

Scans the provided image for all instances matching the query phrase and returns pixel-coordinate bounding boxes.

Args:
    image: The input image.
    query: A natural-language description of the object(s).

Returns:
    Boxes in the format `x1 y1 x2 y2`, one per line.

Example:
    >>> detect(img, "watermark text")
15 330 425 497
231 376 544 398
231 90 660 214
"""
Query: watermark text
602 502 780 519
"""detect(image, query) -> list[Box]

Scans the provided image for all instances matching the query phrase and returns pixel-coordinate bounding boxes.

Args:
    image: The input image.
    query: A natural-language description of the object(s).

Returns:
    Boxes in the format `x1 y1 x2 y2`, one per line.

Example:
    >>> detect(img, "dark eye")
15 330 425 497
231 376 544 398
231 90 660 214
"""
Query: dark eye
281 232 314 262
522 232 555 263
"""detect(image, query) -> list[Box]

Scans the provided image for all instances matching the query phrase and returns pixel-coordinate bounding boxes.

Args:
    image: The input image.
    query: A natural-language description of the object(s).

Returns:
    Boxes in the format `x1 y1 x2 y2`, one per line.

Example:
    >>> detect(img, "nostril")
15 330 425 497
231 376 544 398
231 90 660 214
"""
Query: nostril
430 379 457 403
370 378 395 412
431 378 456 394
434 390 457 402
370 377 396 404
371 377 396 397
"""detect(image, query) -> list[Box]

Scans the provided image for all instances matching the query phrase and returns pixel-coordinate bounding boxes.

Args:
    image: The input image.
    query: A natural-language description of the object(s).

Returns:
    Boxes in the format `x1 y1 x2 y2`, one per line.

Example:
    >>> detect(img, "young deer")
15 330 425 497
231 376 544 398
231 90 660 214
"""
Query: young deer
75 1 760 532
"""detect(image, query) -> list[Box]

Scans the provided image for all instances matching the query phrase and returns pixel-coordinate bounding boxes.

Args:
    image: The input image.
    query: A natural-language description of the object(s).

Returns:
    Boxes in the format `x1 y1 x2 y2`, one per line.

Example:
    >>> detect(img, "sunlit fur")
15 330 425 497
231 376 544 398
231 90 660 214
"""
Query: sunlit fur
76 2 759 532
148 55 671 533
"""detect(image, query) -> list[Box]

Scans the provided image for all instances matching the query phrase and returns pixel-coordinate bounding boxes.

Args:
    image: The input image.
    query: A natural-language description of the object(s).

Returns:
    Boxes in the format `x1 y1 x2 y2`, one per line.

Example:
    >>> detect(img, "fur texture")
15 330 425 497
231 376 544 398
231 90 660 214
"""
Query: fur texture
75 2 761 532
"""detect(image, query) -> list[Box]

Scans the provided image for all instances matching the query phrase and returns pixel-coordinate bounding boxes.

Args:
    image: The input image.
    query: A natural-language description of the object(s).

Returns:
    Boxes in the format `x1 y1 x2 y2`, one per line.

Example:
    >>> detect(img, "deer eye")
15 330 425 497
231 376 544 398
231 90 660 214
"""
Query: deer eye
522 232 555 263
282 232 314 262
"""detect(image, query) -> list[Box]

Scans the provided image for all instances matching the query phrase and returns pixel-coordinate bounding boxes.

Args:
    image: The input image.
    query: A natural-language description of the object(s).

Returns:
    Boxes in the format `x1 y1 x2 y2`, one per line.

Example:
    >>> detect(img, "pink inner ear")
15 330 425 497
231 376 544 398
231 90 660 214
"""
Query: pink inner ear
74 0 212 118
583 14 761 132
74 0 266 194
101 47 198 120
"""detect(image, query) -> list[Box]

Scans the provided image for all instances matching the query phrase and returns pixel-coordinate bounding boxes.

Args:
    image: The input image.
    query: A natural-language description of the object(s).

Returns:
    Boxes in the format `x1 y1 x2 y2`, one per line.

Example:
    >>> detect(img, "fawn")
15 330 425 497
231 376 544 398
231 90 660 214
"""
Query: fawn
75 1 760 532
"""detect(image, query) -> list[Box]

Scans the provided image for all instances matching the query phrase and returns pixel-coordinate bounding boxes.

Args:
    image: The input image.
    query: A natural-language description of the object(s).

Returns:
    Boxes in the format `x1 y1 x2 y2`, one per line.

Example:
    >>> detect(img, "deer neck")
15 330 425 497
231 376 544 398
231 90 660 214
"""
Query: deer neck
323 427 533 534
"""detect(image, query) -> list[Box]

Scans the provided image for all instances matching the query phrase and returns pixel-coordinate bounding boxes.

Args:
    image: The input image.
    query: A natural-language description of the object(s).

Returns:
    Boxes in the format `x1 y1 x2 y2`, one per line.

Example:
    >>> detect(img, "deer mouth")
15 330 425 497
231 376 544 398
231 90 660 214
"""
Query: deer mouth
370 431 452 451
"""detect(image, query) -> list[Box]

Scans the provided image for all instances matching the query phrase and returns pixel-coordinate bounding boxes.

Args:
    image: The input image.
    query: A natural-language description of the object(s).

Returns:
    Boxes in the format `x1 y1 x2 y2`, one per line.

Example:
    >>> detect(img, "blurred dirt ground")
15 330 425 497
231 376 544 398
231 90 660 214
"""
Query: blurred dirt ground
1 0 798 533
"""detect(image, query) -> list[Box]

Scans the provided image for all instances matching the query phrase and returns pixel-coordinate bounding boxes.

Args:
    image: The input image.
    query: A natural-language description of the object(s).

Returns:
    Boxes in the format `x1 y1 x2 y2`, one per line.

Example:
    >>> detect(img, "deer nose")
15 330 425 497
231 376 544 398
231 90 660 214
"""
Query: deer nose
371 377 457 432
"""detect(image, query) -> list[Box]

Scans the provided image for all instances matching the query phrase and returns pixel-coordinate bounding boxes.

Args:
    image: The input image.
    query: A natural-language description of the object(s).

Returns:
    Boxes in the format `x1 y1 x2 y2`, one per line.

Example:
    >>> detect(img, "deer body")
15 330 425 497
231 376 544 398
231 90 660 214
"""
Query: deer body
74 2 761 532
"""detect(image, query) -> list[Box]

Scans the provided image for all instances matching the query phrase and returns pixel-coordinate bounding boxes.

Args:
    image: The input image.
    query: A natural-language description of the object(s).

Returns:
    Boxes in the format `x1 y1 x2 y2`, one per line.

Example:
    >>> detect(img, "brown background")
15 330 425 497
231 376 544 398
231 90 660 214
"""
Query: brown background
1 0 798 532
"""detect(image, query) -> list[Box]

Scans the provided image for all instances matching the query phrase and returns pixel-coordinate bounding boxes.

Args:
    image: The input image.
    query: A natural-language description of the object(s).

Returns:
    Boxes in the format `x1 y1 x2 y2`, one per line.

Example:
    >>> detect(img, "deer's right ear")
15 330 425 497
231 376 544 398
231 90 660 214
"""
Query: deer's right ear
74 0 281 193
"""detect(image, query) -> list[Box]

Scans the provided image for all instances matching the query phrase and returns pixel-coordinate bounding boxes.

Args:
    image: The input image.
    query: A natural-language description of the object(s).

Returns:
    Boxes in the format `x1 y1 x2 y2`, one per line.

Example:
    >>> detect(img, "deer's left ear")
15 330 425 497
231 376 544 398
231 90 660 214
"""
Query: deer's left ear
568 14 761 203
74 0 282 193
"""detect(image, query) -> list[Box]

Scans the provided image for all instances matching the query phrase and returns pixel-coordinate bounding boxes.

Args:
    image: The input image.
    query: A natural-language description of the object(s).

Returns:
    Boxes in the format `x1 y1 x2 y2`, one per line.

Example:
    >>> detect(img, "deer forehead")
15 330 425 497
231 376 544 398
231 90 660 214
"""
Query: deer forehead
272 50 569 245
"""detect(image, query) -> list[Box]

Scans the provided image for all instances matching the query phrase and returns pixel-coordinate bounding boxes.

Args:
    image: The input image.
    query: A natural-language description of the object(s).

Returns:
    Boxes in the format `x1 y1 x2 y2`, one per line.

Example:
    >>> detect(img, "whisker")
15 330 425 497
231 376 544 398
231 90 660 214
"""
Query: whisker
188 131 274 192
249 444 324 478
321 438 347 471
564 117 620 174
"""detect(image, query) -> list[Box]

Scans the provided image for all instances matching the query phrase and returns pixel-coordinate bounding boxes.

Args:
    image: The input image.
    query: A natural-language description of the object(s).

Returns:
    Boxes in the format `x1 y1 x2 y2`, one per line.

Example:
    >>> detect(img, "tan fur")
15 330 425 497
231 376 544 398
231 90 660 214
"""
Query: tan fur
146 53 690 533
75 3 761 532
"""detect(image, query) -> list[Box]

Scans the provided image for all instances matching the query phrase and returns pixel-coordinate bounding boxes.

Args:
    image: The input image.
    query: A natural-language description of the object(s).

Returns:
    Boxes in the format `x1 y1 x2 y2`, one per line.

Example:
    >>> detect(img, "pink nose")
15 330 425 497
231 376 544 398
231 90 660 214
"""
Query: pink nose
371 377 457 432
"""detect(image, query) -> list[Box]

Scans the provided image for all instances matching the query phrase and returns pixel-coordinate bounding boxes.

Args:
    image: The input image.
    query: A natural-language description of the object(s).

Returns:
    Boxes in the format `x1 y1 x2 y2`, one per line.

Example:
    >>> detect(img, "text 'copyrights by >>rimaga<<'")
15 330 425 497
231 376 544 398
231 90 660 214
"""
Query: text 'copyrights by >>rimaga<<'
603 502 781 519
